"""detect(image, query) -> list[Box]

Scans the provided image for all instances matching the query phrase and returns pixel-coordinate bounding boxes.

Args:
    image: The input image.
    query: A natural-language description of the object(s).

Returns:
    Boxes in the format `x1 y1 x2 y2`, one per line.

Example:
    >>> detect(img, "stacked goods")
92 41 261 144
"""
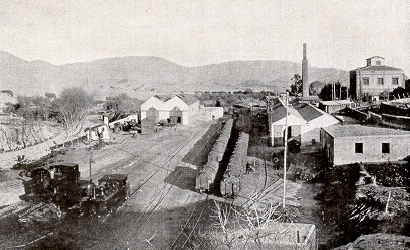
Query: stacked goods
208 119 233 162
220 132 249 197
195 119 233 193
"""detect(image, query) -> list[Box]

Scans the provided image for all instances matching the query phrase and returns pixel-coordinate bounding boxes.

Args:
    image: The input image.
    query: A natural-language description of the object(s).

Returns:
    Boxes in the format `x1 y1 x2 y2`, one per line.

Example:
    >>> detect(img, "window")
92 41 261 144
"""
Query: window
376 61 381 65
392 77 399 85
362 77 369 85
382 143 390 154
355 143 363 153
378 78 384 85
367 59 371 66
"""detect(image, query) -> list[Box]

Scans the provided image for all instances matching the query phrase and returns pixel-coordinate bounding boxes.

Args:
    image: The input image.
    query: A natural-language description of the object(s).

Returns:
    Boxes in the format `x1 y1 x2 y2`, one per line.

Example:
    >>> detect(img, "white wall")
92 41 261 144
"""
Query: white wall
333 135 410 165
301 110 339 143
140 96 199 125
356 70 405 97
270 115 306 146
141 96 164 121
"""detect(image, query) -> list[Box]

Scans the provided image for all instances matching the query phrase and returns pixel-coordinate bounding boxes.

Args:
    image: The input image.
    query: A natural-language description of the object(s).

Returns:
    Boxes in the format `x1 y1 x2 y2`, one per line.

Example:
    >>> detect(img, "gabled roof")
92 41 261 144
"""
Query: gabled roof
154 95 173 102
358 65 403 71
293 102 323 122
176 94 199 105
269 99 288 123
268 97 305 123
269 97 336 124
366 56 385 60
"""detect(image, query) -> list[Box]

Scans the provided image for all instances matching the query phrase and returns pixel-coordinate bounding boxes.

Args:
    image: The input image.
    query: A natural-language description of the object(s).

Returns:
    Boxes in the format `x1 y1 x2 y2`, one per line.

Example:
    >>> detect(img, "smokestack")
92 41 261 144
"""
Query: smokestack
302 43 309 97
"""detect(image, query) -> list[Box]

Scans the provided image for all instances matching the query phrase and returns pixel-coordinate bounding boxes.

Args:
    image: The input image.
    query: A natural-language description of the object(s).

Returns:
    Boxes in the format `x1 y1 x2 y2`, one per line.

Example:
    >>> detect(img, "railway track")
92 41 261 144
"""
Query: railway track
88 121 213 250
3 120 215 250
167 194 208 250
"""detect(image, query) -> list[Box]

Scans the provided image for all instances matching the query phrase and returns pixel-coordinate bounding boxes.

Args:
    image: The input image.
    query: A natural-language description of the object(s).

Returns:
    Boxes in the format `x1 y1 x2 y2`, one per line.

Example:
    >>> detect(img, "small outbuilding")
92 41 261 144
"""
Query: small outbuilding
320 125 410 165
318 100 355 114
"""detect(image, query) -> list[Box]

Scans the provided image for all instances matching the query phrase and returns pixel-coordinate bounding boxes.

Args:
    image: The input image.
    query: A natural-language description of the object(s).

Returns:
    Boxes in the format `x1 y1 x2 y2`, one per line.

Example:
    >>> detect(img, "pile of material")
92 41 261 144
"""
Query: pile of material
356 185 409 216
332 233 410 250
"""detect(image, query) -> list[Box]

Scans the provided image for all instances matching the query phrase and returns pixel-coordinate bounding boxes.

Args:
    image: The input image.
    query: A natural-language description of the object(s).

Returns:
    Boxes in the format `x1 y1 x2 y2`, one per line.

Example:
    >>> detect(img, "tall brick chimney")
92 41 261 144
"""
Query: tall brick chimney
302 43 309 97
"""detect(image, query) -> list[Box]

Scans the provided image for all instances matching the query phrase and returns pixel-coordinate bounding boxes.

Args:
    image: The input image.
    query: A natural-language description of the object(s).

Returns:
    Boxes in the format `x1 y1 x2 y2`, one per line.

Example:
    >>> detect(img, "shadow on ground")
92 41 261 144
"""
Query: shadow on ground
181 121 223 167
164 166 197 191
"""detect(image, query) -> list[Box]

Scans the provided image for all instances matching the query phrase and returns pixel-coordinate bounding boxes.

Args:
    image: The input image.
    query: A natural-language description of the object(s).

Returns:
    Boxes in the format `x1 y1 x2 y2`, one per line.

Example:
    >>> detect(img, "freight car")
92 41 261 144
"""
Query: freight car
21 163 129 221
195 119 233 193
195 161 219 193
220 132 249 197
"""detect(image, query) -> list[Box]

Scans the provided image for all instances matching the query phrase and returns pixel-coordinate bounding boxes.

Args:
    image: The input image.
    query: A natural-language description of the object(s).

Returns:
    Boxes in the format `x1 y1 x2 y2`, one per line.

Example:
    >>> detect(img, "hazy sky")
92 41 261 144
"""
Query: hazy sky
1 0 409 74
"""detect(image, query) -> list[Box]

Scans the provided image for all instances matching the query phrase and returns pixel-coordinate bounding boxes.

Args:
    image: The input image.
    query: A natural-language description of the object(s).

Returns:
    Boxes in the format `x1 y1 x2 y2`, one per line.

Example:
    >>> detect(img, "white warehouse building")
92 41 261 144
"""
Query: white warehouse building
140 94 200 125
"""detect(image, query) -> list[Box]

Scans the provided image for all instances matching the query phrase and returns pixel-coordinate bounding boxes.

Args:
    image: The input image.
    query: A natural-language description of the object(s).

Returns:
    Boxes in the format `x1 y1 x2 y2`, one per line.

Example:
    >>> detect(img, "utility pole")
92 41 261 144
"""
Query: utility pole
89 149 93 182
283 92 289 209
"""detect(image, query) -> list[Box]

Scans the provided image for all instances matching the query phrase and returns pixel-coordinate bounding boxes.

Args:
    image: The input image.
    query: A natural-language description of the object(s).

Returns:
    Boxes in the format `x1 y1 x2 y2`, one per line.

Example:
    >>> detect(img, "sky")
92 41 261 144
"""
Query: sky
1 0 409 74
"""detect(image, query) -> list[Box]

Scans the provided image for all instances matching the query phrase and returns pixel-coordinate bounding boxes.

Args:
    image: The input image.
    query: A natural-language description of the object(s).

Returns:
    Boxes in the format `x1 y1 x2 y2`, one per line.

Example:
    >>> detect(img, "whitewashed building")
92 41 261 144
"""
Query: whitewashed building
267 96 339 146
321 125 410 165
140 94 200 125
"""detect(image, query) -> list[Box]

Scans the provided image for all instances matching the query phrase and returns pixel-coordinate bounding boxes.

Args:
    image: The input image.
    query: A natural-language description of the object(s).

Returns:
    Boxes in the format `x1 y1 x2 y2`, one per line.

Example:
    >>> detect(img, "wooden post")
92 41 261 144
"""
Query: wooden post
385 190 391 213
283 92 289 209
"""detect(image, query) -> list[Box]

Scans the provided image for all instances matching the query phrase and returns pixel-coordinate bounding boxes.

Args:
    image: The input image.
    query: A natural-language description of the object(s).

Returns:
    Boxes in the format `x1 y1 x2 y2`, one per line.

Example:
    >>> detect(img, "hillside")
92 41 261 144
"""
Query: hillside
0 51 348 99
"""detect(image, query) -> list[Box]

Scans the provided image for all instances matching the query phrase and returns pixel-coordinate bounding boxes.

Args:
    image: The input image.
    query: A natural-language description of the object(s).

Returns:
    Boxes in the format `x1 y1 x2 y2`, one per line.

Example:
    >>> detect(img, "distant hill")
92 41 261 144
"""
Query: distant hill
0 50 348 99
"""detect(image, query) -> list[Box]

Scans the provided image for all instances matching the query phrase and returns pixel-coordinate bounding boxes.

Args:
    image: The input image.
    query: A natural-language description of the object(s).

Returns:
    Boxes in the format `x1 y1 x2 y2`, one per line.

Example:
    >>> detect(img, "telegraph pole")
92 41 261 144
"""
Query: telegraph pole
283 92 289 209
89 149 93 182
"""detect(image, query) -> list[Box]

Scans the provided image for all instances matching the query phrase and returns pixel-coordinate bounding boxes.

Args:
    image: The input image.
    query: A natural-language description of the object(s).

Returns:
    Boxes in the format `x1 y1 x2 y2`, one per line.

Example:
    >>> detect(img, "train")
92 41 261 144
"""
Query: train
195 119 233 193
220 132 249 197
21 162 130 222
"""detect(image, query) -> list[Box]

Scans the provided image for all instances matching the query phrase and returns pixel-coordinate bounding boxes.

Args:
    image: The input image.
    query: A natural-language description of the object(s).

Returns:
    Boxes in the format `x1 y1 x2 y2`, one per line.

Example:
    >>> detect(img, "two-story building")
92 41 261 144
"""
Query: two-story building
350 56 406 101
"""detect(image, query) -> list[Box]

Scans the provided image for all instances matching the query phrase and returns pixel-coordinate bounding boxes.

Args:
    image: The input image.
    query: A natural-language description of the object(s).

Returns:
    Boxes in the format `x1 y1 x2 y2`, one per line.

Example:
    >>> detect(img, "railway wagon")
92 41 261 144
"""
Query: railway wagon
195 119 233 193
220 176 240 197
219 132 249 198
195 161 219 192
207 119 233 162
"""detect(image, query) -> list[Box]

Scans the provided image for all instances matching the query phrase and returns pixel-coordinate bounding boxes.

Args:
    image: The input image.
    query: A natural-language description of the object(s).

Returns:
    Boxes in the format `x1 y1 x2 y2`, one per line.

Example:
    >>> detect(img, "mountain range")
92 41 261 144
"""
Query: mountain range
0 50 348 99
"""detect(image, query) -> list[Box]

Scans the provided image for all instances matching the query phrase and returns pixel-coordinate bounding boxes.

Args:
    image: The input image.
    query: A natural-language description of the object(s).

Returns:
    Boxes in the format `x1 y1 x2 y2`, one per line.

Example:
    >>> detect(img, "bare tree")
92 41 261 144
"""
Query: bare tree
204 192 285 250
53 87 93 135
105 93 141 114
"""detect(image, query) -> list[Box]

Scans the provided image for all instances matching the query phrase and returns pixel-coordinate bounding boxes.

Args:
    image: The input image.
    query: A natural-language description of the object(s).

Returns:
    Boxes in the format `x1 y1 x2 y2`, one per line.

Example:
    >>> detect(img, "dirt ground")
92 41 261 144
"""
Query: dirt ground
0 118 218 250
1 110 409 250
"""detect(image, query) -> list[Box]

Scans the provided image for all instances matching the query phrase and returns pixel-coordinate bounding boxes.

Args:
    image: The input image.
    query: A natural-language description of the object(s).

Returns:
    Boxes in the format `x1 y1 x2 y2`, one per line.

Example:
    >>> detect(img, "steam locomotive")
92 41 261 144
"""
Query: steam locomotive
22 162 130 220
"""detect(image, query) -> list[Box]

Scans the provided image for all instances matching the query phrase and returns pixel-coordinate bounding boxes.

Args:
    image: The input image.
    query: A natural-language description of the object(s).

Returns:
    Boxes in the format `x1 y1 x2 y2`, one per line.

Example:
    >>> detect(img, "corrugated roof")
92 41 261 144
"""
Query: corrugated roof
323 125 410 138
357 65 402 71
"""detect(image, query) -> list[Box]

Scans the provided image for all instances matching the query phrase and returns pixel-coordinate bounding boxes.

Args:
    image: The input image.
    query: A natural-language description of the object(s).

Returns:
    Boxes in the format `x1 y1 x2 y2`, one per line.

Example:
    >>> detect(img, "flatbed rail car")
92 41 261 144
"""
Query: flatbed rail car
220 132 249 197
21 163 130 221
195 119 233 193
